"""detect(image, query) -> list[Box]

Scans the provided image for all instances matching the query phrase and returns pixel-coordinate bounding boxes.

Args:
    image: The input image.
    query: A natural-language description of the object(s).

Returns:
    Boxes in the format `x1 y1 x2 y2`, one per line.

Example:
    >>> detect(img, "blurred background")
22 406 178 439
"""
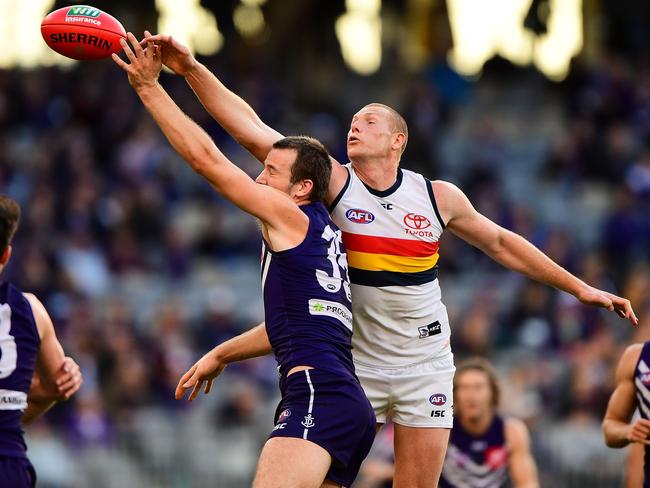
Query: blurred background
2 0 650 486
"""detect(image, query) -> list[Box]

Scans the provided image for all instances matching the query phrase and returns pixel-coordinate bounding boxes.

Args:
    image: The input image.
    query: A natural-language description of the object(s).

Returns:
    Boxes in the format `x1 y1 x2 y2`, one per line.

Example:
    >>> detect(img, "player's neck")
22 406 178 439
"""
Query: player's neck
461 411 494 436
351 157 400 192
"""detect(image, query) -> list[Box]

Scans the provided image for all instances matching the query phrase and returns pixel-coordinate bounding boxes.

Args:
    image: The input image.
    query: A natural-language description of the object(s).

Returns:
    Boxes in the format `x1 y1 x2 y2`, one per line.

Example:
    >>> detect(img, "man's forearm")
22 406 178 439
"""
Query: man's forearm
185 63 281 161
22 399 57 425
602 419 631 447
215 322 272 365
489 229 588 297
136 83 227 181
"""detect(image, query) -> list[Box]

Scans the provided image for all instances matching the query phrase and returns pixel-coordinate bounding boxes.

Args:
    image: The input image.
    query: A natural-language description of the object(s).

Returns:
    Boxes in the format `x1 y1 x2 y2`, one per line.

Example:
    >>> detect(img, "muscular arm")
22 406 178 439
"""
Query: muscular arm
186 63 284 163
113 37 305 241
141 34 349 204
22 294 72 425
176 322 272 401
214 322 272 364
603 344 647 448
433 181 637 325
505 418 539 488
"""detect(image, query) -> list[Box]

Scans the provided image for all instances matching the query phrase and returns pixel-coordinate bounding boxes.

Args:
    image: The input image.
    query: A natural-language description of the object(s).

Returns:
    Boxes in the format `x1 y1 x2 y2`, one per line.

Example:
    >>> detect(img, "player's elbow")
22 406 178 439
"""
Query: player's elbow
187 149 216 177
481 227 508 258
601 421 626 448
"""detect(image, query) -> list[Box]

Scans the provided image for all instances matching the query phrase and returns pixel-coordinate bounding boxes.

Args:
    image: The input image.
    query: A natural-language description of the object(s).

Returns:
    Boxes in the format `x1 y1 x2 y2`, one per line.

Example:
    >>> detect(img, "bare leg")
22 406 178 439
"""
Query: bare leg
253 437 332 488
392 424 450 488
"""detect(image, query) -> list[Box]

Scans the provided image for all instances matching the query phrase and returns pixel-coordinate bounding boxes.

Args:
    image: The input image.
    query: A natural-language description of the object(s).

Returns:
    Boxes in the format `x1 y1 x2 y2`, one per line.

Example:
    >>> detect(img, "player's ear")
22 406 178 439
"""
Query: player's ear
392 132 406 152
0 246 12 266
296 179 314 199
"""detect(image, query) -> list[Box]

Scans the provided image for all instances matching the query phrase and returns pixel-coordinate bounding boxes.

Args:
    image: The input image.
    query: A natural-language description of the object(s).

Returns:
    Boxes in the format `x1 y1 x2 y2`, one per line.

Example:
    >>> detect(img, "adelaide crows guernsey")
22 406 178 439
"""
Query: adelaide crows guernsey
0 282 40 459
634 341 650 485
330 164 450 367
441 415 510 488
262 202 355 380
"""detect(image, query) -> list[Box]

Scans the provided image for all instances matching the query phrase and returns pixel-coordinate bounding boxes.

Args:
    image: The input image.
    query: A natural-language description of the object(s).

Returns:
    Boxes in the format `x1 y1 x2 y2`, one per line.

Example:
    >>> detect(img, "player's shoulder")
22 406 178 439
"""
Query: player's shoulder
326 159 351 208
430 179 463 194
22 292 43 311
617 343 644 377
504 417 531 448
21 292 52 339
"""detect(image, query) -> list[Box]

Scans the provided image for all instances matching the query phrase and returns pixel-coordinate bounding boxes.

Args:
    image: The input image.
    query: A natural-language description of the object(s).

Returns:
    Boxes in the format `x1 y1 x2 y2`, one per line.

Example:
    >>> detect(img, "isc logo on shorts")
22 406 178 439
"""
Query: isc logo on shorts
418 321 442 339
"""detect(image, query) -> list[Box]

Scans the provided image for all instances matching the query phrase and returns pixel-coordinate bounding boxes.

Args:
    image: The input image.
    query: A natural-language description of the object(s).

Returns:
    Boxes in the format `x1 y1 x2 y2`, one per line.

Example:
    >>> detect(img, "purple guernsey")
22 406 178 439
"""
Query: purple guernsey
261 202 355 379
0 282 40 459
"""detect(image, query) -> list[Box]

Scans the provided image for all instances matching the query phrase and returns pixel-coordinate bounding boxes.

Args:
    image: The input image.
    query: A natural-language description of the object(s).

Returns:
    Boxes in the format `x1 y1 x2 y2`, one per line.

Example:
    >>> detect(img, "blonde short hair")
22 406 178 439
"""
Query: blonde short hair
362 103 408 154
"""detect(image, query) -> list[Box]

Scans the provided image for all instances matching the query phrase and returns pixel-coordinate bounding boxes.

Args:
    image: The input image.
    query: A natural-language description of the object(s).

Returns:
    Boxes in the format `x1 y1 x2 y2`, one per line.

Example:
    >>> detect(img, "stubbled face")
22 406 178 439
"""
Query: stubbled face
455 369 494 421
347 106 397 161
256 148 297 195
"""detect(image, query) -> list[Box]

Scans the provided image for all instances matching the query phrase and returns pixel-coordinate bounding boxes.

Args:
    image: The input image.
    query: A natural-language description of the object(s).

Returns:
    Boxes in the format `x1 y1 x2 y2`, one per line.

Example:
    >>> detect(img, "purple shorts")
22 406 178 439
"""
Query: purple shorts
0 456 36 488
270 368 376 487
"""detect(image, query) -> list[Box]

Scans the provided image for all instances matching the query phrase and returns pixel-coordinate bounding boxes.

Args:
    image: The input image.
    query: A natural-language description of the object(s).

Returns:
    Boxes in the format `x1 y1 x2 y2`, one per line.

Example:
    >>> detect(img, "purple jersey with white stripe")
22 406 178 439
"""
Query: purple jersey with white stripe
261 202 355 379
0 283 40 459
441 414 510 488
634 341 650 486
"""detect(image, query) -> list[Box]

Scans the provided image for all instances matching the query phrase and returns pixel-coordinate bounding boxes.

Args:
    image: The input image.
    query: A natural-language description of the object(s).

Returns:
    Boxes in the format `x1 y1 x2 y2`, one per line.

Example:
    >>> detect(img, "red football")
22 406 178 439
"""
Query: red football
41 5 126 61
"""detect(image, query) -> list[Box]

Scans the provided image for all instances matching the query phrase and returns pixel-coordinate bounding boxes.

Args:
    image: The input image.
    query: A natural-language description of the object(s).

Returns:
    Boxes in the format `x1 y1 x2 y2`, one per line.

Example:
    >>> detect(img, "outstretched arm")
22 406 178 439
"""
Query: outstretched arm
176 322 272 401
140 33 349 204
434 181 638 326
113 34 301 232
603 344 648 447
143 32 283 163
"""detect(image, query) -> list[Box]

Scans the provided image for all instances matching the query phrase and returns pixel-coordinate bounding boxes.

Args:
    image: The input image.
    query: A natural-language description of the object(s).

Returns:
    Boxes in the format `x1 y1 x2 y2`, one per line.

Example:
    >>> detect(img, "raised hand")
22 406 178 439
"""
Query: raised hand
112 32 162 90
141 31 196 76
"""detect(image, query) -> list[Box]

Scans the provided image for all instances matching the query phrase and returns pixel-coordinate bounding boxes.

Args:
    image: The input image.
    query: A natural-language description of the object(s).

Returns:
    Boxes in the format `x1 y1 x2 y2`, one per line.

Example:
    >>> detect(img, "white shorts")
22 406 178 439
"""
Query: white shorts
354 351 455 428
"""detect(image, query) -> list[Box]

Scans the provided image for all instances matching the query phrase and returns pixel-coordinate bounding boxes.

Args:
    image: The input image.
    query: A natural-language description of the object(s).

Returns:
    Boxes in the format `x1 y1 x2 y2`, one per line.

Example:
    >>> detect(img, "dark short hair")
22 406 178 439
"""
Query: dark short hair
0 196 20 255
272 136 332 203
454 357 501 408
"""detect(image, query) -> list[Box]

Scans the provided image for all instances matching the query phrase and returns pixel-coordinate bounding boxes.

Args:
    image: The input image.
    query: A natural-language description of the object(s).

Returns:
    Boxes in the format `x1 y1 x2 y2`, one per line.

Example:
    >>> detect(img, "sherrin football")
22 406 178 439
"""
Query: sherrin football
41 5 126 61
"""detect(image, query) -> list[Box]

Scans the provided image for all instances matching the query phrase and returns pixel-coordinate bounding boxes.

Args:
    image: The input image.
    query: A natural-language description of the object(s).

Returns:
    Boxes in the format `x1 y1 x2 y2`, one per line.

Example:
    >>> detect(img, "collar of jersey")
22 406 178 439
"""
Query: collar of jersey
361 168 403 197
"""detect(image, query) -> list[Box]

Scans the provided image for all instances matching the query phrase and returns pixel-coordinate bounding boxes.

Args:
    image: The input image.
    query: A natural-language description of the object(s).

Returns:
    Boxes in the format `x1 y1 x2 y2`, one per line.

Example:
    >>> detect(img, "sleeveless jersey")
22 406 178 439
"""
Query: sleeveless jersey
262 202 355 380
329 164 450 367
0 282 40 458
634 341 650 485
440 414 510 488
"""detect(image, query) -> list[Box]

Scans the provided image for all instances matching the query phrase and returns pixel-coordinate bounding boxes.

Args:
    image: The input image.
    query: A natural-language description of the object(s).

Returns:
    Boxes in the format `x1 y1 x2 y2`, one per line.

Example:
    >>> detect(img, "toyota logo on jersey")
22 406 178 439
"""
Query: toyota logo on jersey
404 213 431 230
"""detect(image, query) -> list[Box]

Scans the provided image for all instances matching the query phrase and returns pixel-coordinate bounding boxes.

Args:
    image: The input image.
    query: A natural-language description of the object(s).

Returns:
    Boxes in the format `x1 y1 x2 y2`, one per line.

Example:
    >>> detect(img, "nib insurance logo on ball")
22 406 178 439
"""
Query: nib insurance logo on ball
67 6 101 18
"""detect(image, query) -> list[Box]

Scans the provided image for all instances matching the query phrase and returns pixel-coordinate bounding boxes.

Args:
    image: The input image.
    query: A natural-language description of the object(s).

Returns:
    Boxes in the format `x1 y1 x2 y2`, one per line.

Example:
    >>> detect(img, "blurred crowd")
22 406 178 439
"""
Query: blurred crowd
1 42 650 486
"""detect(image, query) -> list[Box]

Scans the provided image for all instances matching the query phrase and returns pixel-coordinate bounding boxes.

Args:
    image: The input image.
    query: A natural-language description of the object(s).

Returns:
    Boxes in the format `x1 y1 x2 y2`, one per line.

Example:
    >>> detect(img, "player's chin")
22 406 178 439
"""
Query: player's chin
347 144 364 158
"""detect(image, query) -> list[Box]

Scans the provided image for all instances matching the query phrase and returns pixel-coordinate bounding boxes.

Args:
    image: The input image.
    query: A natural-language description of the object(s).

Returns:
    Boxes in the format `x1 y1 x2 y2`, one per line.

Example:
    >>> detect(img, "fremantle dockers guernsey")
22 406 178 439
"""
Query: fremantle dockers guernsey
330 164 450 367
440 415 510 488
0 282 40 459
634 341 650 486
261 202 356 380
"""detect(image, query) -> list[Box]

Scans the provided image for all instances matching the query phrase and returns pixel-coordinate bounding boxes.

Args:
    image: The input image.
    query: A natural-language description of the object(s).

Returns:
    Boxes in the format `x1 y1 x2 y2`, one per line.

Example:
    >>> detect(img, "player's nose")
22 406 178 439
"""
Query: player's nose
255 172 267 184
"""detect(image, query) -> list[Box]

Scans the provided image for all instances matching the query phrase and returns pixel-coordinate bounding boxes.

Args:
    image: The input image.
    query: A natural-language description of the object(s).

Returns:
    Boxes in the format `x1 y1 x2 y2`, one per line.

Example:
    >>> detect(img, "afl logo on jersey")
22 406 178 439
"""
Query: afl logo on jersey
404 213 431 230
429 393 446 406
346 208 375 224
